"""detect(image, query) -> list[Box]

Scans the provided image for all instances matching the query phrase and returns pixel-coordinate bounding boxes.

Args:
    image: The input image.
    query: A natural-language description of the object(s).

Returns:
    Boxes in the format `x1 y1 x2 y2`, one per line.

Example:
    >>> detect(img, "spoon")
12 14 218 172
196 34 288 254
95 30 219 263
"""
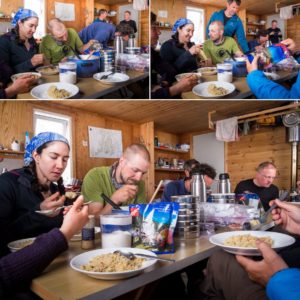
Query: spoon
35 201 92 216
114 250 175 262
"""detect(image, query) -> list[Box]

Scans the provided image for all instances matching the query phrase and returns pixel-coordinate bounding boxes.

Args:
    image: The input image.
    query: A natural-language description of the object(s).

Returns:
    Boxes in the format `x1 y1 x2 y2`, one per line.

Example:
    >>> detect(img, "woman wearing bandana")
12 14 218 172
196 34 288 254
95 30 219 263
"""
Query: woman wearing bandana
0 8 46 73
160 18 202 74
0 132 70 257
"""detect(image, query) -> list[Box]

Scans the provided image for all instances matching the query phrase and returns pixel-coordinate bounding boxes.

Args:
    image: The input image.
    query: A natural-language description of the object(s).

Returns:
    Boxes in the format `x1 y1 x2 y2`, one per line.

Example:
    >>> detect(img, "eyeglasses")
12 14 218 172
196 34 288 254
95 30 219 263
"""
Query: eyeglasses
259 172 276 180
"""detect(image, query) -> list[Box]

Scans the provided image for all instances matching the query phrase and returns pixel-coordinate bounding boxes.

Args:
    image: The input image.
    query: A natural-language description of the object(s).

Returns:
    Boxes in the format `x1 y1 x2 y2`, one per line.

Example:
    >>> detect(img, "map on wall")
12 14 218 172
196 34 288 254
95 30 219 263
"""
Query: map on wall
88 126 123 158
55 2 75 21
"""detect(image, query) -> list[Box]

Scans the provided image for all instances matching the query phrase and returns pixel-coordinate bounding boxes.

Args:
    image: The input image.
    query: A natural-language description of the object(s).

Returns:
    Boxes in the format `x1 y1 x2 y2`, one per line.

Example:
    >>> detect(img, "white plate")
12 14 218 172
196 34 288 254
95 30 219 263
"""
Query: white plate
263 72 280 81
30 82 79 99
11 72 41 83
192 81 235 98
93 72 130 84
209 231 295 256
36 65 59 75
70 227 101 242
7 237 36 252
197 67 217 76
70 247 157 280
175 73 202 82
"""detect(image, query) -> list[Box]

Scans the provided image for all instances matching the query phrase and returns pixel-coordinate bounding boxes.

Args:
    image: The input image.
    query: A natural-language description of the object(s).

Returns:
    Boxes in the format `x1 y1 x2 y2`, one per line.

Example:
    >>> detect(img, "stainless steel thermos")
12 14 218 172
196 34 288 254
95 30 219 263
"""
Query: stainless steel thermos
191 173 207 202
217 173 231 193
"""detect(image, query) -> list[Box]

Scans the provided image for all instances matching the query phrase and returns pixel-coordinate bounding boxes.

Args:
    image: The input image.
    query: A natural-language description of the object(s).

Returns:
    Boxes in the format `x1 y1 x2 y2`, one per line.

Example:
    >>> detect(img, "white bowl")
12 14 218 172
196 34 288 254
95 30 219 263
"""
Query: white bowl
7 237 36 252
175 73 202 82
11 72 41 83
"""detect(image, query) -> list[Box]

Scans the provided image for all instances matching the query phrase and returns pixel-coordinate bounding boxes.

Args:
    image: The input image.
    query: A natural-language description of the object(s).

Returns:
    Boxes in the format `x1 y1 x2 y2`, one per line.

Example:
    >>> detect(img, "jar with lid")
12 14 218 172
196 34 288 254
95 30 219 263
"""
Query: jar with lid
59 62 77 84
81 215 95 250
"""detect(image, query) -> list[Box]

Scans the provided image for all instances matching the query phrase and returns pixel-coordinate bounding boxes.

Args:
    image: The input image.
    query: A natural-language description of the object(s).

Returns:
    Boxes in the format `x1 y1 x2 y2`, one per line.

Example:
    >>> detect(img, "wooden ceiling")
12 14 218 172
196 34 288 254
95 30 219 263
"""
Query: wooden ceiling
186 0 298 15
51 101 288 134
95 0 130 6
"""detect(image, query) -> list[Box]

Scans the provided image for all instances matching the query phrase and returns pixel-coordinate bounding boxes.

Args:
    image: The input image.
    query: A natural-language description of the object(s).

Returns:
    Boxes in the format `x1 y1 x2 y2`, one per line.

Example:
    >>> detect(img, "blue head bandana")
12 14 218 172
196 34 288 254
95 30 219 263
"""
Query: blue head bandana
172 18 193 33
11 8 38 27
24 132 69 166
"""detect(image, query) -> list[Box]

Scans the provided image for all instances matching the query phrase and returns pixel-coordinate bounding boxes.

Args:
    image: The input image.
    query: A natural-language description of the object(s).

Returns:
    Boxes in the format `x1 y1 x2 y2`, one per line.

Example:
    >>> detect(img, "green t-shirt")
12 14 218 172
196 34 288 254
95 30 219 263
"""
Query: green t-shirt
203 37 240 65
81 166 146 206
39 28 83 64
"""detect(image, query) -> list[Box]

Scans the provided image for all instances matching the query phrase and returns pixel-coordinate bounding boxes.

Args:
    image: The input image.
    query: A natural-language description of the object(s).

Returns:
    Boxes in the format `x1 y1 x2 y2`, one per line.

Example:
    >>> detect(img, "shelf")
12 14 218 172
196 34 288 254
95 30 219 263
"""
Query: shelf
155 167 184 172
247 22 265 26
158 26 172 30
0 17 12 21
0 150 25 155
154 146 189 154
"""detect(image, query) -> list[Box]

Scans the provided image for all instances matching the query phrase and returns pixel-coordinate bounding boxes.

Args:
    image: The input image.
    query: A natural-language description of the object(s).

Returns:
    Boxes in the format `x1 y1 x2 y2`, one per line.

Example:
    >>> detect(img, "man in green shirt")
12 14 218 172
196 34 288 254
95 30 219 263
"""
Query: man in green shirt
40 18 95 64
203 21 243 65
82 143 150 214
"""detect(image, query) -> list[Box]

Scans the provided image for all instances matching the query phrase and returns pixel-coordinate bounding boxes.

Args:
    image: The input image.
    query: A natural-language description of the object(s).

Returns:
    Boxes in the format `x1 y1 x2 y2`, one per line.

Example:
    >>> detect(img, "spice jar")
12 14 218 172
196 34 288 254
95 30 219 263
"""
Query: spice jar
81 215 95 250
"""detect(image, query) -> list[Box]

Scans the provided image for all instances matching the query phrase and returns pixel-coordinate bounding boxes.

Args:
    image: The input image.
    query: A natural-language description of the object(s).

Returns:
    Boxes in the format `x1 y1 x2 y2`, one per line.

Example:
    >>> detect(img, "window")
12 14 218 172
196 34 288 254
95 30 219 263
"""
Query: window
33 109 72 184
186 6 205 45
24 0 46 39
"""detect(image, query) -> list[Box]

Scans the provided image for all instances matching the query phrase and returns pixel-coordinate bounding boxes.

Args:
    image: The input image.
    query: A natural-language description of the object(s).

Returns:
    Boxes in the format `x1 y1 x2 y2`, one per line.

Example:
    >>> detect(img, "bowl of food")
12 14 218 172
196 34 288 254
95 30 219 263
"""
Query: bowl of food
197 67 217 76
36 65 59 75
175 73 201 82
7 237 36 252
11 72 41 84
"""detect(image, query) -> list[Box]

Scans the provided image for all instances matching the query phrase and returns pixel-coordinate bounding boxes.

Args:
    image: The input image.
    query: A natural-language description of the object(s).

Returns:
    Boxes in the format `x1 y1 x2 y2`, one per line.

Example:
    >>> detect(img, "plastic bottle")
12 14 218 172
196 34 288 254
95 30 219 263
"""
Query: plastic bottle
81 215 95 250
25 131 30 150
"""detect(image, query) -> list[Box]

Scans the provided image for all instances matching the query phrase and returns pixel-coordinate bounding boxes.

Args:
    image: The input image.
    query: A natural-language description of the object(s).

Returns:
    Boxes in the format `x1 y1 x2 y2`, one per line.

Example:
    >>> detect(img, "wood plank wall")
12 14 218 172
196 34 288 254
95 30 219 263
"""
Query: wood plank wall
226 126 293 191
0 102 142 181
287 14 300 42
0 0 23 16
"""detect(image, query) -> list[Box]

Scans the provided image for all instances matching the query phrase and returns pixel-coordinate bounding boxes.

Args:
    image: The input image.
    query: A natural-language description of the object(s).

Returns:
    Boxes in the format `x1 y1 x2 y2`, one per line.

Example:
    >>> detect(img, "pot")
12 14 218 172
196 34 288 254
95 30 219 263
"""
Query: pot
68 55 100 78
224 58 247 77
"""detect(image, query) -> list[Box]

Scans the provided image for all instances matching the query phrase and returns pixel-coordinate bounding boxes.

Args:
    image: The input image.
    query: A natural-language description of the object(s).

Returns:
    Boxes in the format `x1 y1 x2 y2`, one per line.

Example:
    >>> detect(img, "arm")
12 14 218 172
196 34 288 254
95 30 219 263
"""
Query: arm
39 39 53 63
236 18 249 53
132 20 137 33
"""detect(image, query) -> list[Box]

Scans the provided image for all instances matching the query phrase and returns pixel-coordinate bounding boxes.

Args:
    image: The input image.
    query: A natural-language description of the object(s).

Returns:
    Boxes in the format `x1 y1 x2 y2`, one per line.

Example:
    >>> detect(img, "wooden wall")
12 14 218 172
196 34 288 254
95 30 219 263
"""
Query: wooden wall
287 14 300 43
0 0 23 16
0 101 142 181
226 126 293 191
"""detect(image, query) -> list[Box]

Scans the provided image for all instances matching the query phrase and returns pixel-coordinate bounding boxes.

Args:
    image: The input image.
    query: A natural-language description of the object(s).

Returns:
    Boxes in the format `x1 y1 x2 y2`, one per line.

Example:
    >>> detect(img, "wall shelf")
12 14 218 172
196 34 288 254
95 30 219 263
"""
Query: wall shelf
0 150 25 155
155 167 184 172
154 146 189 154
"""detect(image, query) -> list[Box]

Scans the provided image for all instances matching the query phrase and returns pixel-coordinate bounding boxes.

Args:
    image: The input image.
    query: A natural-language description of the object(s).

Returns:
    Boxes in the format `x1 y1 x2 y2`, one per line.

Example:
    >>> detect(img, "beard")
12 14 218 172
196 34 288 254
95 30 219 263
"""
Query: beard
120 172 139 185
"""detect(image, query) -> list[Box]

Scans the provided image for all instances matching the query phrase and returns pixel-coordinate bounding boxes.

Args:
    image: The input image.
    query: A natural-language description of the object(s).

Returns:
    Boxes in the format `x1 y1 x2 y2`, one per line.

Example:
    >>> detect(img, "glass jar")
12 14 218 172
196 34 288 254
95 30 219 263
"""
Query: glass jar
59 62 77 84
81 215 95 250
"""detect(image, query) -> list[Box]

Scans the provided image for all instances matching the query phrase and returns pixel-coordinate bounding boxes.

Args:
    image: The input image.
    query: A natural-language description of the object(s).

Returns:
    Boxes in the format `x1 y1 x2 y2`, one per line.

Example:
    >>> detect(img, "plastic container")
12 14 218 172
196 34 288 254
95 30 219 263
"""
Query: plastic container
224 59 247 77
100 214 132 248
59 62 77 84
217 63 233 83
81 215 95 250
69 56 100 78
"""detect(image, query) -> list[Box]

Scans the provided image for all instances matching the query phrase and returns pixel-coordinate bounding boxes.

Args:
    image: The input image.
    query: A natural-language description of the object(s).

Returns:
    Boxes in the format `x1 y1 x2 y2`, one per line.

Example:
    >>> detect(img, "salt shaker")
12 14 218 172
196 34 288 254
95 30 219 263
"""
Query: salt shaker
81 215 95 250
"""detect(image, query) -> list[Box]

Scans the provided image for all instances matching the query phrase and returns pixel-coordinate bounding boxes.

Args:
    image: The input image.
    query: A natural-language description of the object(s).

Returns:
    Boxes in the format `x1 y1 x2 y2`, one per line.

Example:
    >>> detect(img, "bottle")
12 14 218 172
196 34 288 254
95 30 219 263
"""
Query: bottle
81 215 95 250
114 35 124 55
154 136 159 147
217 173 231 194
191 172 207 202
25 131 30 150
128 34 135 48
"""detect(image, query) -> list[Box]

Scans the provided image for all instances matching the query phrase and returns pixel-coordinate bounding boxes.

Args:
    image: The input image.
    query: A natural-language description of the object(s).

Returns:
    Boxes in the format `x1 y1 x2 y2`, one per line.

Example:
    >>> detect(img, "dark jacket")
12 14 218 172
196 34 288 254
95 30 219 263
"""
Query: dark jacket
0 168 64 256
0 31 39 73
160 39 198 73
0 59 13 99
120 19 137 33
0 228 68 298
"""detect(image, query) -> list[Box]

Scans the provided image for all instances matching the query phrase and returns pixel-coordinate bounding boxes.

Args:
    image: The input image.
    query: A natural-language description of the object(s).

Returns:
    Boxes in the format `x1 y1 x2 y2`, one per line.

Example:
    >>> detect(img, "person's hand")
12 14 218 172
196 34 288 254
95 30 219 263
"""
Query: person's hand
269 31 275 36
60 57 68 62
5 75 35 97
60 196 89 240
189 45 200 56
270 199 300 234
246 55 259 74
281 38 296 51
31 54 45 66
255 45 264 51
111 184 138 205
236 240 288 286
40 192 65 217
169 74 198 96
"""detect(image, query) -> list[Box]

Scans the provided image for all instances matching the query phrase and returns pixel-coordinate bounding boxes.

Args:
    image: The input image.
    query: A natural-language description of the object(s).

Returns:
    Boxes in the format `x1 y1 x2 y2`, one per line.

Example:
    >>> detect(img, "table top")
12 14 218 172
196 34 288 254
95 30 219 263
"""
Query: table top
17 70 149 100
181 69 298 100
31 236 217 300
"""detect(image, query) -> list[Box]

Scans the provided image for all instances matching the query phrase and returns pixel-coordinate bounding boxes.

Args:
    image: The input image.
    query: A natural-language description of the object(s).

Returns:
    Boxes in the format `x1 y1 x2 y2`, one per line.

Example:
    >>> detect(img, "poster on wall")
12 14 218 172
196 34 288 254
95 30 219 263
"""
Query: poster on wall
55 2 75 21
88 126 123 158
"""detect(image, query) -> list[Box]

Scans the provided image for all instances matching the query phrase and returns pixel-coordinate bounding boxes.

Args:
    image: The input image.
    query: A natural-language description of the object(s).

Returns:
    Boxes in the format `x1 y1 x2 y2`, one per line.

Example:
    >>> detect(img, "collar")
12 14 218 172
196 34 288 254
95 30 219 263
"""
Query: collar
213 36 225 46
110 161 123 189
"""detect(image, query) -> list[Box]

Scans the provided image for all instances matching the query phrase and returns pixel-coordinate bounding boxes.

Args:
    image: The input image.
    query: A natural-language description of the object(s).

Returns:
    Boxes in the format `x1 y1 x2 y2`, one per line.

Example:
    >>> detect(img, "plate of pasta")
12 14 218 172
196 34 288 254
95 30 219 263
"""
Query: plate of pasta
209 231 295 256
192 81 235 98
31 83 79 99
7 237 36 252
70 247 157 280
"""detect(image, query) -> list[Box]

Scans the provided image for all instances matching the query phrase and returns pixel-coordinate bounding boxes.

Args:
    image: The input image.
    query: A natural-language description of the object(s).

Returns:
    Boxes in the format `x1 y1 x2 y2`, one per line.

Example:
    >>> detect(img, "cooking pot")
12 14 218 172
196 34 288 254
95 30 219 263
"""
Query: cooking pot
224 58 247 77
68 55 100 78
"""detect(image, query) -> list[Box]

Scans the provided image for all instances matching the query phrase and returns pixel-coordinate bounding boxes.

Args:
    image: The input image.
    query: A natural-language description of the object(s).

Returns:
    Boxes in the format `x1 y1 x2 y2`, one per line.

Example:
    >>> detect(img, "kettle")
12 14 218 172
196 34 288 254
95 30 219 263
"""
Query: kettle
128 34 135 48
114 35 124 55
217 173 231 193
191 172 207 202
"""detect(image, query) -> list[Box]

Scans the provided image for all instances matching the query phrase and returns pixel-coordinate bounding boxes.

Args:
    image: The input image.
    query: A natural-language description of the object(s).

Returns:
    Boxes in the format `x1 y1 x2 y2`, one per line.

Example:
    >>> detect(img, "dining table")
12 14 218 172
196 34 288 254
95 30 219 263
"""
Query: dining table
30 236 218 300
17 70 149 100
181 69 299 99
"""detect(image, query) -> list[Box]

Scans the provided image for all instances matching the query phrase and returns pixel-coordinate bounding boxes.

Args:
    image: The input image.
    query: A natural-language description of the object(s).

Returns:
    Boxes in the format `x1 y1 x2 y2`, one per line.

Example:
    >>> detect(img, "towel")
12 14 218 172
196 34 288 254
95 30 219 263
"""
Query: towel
216 117 239 142
280 5 293 19
133 0 148 10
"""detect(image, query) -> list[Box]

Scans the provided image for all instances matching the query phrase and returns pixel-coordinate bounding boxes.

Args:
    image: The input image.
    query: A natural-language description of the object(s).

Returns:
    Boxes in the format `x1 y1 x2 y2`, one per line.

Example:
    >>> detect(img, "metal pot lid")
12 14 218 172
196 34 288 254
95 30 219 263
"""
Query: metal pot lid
282 112 300 127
